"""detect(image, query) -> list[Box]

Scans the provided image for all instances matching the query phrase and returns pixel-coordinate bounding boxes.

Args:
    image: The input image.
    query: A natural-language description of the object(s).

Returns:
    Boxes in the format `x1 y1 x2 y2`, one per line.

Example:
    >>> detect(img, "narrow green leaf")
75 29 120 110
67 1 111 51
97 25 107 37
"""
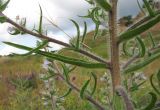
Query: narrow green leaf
136 36 146 57
91 7 101 24
68 66 76 73
3 42 107 69
94 23 100 39
0 16 6 23
130 81 146 92
93 0 111 12
61 64 70 82
124 52 160 73
143 0 155 17
80 78 91 99
157 70 160 87
122 41 133 57
142 92 157 110
91 72 97 96
38 5 43 34
148 32 156 48
137 0 146 15
150 74 160 95
22 40 48 56
81 21 87 43
118 14 160 43
58 88 72 99
70 19 80 49
0 0 10 12
41 74 55 80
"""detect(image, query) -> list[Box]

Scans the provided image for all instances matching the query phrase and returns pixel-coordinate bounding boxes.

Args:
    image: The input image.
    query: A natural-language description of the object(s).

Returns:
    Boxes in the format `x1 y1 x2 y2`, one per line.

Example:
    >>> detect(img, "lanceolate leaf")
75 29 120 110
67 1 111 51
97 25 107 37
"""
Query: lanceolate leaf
91 72 97 96
122 41 133 57
0 16 6 23
143 0 155 17
142 92 157 110
148 32 156 48
61 64 70 82
124 52 160 73
157 70 160 87
118 14 160 43
81 21 87 43
3 42 107 69
58 88 72 99
137 0 145 15
38 5 43 34
136 36 146 57
0 0 10 12
80 78 91 99
93 0 111 12
70 19 80 49
94 23 100 39
150 74 160 95
22 40 48 56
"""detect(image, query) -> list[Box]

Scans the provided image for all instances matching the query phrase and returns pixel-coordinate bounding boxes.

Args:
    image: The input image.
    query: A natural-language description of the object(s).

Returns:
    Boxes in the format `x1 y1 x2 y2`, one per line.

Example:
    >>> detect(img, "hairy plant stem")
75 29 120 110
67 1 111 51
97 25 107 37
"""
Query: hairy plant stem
53 62 106 110
108 0 121 91
108 1 134 110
